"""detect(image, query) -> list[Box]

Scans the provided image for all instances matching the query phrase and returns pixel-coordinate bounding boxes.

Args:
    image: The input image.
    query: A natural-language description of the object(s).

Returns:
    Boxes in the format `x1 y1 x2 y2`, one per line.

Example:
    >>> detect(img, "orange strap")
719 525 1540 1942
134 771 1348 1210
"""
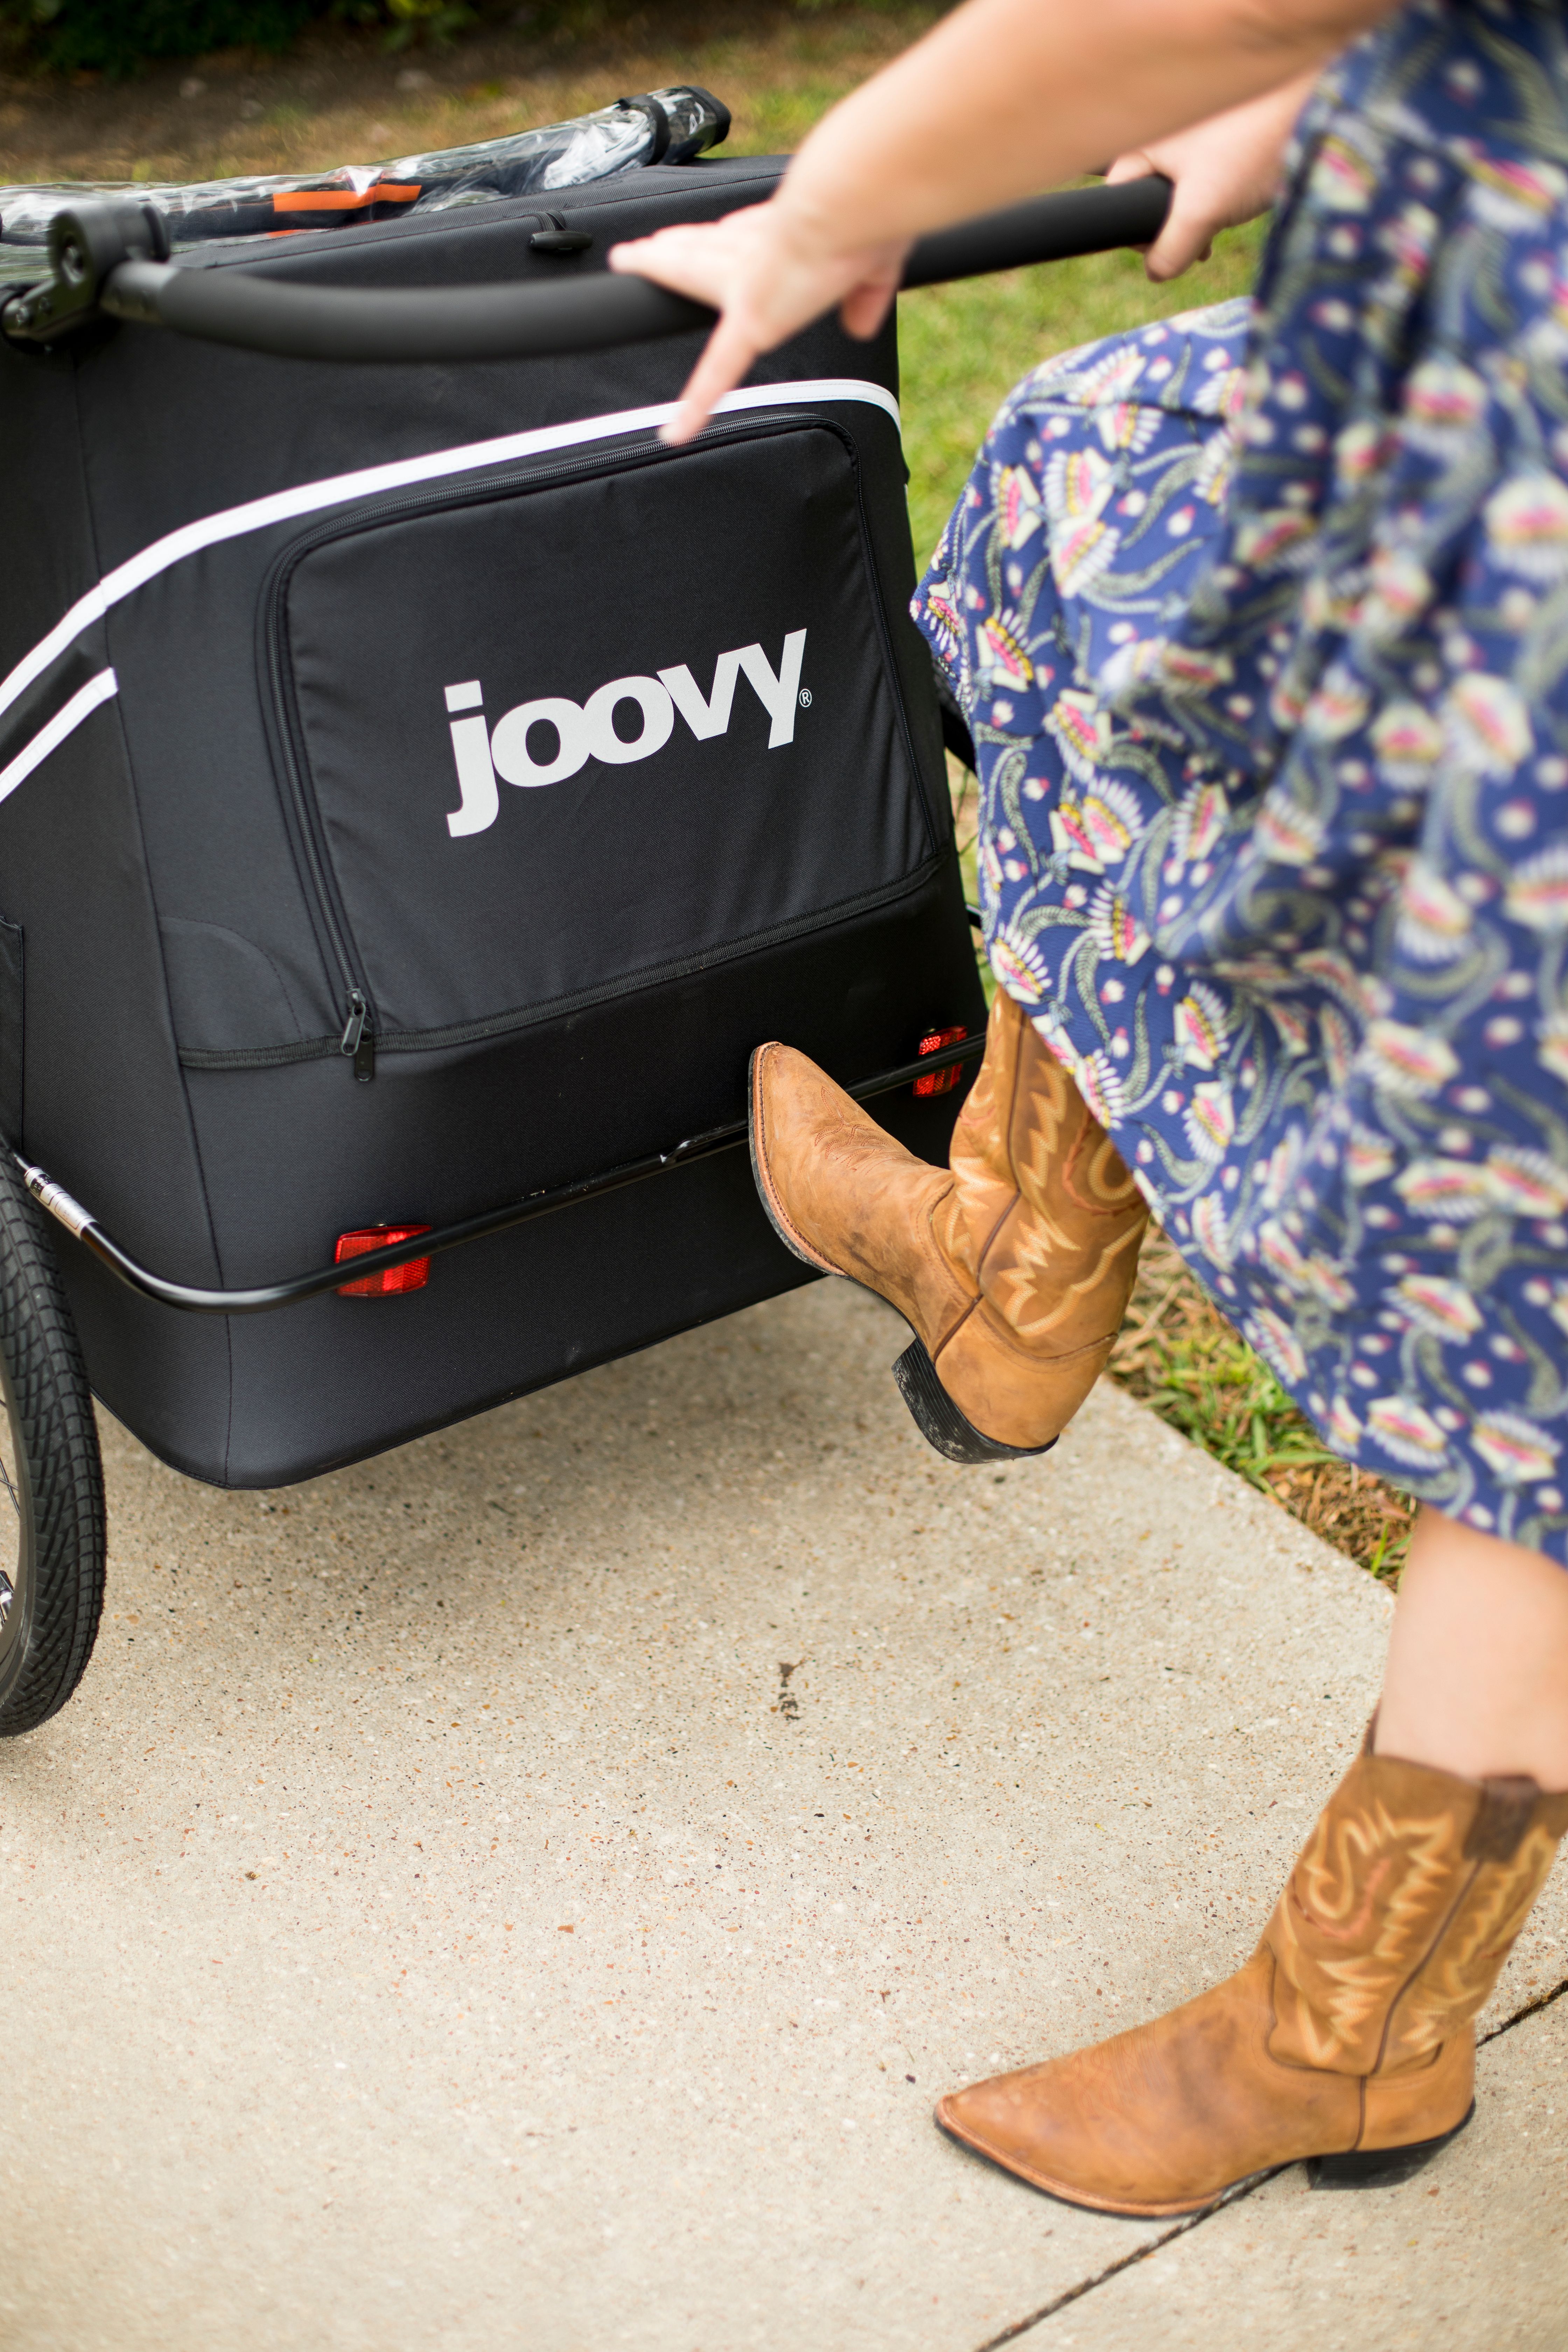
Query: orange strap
272 183 422 214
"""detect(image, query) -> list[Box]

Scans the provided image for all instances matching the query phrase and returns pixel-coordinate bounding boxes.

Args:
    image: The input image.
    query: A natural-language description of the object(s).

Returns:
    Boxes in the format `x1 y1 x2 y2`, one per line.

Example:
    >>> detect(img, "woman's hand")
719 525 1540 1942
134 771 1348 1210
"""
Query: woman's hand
1107 71 1319 282
610 0 1394 442
610 55 1309 446
609 201 908 445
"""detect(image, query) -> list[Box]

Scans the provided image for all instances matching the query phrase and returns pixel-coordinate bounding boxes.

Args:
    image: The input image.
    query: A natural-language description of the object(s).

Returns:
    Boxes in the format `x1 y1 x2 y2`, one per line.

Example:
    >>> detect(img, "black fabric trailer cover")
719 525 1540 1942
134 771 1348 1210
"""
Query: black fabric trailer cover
0 154 984 1485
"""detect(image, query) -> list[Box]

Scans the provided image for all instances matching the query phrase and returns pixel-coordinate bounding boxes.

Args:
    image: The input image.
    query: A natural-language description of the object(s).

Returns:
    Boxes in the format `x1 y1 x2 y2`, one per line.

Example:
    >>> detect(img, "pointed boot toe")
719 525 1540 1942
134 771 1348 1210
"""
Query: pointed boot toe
933 2065 1088 2197
933 1952 1324 2217
748 996 1150 1464
747 1041 964 1299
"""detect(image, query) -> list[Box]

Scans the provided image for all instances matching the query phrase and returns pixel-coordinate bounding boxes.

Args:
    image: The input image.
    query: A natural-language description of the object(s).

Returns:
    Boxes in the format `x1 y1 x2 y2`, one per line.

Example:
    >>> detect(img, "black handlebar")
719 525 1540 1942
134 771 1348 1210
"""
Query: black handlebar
101 251 716 364
3 175 1172 365
899 174 1171 288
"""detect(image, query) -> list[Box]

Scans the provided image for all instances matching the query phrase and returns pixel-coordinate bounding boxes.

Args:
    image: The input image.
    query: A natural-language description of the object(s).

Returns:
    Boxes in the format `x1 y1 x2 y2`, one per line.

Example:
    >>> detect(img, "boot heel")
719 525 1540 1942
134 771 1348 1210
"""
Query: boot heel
892 1338 1057 1466
1308 2103 1475 2190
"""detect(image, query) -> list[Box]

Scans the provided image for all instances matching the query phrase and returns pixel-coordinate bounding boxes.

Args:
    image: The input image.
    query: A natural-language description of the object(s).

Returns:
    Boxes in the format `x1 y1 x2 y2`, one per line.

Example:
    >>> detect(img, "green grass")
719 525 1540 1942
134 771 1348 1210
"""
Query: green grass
1112 1237 1416 1580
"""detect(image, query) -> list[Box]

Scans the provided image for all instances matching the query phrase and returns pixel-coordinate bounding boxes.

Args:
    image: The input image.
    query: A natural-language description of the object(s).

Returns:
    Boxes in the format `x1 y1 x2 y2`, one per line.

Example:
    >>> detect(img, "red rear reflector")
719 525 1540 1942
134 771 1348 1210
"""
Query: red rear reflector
914 1026 967 1096
334 1224 432 1297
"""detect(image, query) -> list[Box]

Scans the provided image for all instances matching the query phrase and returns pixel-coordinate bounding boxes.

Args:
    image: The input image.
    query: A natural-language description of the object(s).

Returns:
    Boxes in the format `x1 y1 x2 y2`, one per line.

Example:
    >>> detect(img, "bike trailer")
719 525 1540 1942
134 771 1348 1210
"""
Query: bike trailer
0 95 1168 1728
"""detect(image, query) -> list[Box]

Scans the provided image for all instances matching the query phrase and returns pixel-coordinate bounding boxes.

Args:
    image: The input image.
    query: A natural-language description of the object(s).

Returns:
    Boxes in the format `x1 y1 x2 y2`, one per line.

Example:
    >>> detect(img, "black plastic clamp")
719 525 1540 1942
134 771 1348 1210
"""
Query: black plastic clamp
2 201 168 348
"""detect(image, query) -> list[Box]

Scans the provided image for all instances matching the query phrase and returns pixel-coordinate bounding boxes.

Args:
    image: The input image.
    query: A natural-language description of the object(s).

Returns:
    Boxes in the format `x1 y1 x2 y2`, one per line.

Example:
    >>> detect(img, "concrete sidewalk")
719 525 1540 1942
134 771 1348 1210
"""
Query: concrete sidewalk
2 1278 1563 2351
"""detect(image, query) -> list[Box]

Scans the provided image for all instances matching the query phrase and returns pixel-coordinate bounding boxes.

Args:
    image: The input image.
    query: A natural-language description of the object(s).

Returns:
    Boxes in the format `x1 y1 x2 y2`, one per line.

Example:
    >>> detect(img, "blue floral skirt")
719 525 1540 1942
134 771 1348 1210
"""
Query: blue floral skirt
912 0 1568 1561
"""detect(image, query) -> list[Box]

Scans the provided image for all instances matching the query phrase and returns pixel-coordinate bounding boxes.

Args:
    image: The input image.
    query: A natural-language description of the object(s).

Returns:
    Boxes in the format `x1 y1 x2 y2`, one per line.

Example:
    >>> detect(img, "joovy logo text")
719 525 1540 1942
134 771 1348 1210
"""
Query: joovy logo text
442 629 808 838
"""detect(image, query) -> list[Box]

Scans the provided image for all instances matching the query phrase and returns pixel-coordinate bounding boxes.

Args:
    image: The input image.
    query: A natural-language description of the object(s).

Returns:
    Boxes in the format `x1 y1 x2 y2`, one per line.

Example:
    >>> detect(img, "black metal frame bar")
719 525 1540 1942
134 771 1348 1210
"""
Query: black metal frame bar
14 1031 985 1316
0 178 1171 361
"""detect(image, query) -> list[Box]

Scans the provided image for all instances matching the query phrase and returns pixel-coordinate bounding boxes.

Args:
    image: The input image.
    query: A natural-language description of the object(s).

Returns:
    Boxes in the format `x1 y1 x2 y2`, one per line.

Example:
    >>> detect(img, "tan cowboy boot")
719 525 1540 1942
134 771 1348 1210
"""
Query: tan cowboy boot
936 1730 1568 2216
748 990 1149 1463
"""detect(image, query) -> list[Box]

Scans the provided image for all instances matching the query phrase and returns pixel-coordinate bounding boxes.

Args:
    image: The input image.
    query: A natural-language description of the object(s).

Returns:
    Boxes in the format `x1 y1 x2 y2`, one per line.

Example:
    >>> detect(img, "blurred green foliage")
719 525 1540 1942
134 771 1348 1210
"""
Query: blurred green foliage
0 0 489 75
0 0 942 78
0 1 313 73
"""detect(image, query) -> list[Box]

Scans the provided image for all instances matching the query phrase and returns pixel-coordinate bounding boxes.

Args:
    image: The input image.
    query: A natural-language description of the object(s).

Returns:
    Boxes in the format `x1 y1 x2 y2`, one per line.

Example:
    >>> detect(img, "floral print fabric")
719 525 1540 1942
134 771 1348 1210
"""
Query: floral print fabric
913 0 1568 1559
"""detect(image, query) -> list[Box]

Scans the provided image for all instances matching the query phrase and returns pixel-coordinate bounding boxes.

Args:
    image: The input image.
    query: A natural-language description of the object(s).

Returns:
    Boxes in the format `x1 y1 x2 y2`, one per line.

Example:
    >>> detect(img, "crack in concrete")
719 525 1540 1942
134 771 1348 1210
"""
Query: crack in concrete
1479 1968 1568 2044
973 1973 1568 2349
967 2173 1275 2351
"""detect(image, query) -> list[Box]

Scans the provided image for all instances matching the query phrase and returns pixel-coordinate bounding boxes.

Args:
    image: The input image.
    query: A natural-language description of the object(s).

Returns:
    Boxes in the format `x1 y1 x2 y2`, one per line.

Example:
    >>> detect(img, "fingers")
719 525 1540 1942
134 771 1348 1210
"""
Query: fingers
838 271 900 341
607 225 733 308
662 312 763 445
608 205 905 442
609 218 767 444
1105 148 1211 280
1142 189 1223 280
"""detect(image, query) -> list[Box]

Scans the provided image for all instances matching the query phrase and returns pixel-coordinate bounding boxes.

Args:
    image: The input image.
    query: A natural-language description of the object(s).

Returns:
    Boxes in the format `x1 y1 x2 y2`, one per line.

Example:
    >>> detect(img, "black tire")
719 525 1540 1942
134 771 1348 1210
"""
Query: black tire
0 1150 105 1734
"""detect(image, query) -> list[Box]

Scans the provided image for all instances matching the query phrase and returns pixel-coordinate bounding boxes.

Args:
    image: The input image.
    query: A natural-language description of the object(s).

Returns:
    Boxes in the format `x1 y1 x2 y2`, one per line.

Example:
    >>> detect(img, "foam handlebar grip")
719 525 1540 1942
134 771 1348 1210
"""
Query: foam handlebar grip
900 175 1172 288
103 253 713 363
98 176 1174 365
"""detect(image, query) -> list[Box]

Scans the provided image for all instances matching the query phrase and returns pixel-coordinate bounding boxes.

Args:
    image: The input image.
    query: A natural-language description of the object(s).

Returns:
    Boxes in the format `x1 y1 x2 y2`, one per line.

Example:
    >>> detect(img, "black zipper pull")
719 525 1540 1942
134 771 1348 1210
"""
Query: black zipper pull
340 990 375 1084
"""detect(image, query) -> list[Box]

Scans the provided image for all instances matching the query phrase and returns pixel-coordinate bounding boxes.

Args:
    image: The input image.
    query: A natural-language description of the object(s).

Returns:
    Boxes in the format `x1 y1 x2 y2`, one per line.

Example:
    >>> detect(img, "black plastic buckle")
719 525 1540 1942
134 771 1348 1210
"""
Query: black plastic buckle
528 214 594 259
1 201 169 350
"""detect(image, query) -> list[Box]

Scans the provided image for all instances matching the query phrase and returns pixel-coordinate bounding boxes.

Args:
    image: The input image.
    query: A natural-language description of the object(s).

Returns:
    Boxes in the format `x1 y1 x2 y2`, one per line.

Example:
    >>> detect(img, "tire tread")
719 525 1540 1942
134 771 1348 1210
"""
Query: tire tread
0 1154 106 1734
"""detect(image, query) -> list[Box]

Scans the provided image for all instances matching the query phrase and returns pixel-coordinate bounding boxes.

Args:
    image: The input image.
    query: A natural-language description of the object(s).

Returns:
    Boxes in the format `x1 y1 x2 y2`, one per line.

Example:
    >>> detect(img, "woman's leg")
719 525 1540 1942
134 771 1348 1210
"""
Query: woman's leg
1377 1510 1568 1791
749 988 1149 1462
934 1533 1568 2215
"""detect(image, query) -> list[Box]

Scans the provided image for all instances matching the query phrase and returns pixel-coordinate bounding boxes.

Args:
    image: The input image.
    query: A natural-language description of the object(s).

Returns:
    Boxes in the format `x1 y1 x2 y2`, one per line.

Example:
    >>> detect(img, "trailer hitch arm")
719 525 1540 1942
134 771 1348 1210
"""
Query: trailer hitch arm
13 1029 985 1317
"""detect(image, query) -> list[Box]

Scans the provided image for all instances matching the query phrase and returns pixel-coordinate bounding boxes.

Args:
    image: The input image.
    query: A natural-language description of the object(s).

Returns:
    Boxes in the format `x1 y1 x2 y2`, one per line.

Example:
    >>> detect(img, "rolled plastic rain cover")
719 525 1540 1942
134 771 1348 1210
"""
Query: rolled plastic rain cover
0 86 727 274
262 414 936 1048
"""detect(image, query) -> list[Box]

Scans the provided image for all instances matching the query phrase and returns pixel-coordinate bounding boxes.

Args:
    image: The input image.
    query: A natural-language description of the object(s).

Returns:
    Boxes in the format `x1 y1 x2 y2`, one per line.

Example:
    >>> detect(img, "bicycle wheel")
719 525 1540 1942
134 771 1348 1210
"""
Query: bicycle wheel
0 1149 106 1734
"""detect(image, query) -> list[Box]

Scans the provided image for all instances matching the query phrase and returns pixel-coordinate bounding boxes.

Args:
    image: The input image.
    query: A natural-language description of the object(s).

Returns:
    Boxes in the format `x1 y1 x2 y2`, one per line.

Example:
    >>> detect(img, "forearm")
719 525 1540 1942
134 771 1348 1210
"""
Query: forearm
781 0 1396 252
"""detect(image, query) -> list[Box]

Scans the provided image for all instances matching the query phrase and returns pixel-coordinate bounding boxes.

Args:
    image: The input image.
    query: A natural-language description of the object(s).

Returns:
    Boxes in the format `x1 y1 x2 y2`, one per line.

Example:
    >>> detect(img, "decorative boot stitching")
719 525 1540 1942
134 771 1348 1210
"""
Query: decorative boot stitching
974 1191 1023 1289
970 1000 1026 1287
1058 1119 1142 1219
999 994 1029 1197
1365 1857 1484 2086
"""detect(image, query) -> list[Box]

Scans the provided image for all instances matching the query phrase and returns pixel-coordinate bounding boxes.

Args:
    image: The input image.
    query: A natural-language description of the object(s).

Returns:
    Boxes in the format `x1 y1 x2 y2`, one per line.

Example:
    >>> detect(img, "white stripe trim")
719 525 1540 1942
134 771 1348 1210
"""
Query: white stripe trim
0 668 119 807
0 378 901 734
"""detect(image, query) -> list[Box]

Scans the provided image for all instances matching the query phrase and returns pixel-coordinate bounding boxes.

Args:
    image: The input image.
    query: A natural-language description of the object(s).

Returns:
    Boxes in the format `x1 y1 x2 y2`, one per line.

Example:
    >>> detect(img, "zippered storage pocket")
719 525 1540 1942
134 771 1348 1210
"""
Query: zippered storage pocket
257 415 938 1073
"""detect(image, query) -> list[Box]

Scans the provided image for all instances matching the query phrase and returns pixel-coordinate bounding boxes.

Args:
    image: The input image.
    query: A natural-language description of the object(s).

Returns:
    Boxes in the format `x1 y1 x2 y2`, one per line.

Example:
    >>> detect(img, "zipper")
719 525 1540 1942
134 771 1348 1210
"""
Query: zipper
260 411 925 1078
339 988 375 1083
263 595 383 1081
176 856 947 1073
